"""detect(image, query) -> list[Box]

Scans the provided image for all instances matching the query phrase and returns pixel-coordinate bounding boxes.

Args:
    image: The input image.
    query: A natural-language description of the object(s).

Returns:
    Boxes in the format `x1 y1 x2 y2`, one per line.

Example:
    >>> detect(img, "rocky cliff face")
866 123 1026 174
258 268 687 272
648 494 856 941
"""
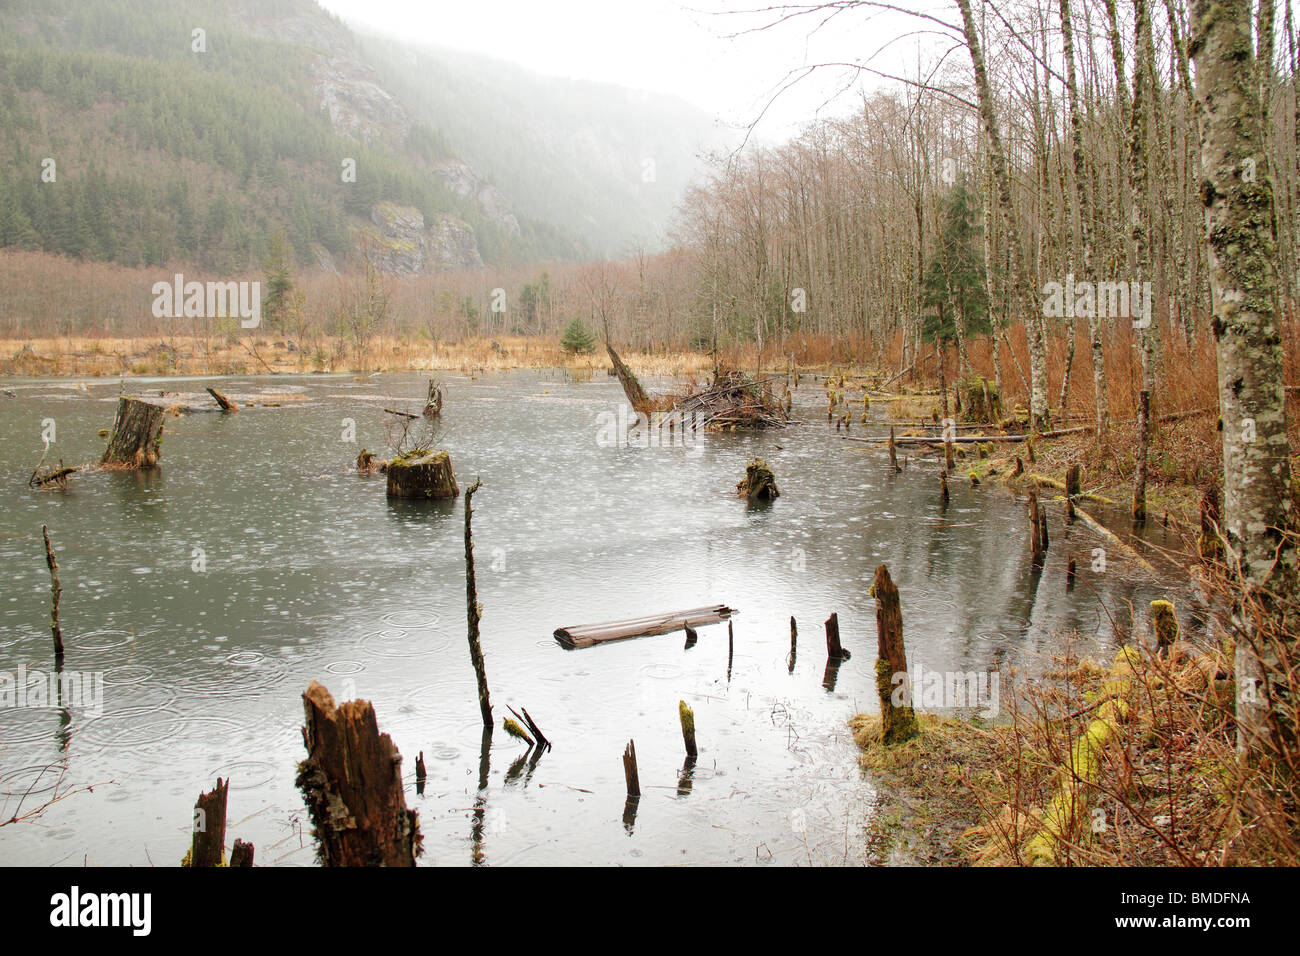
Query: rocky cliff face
237 6 518 267
366 201 483 275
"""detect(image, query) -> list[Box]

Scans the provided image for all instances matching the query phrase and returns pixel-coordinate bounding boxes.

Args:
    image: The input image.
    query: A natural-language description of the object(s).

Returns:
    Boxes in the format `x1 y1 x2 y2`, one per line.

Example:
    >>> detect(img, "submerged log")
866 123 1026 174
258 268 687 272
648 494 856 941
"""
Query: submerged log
554 604 735 648
871 564 918 745
386 450 458 499
206 386 238 413
101 396 165 469
295 680 421 867
737 457 780 500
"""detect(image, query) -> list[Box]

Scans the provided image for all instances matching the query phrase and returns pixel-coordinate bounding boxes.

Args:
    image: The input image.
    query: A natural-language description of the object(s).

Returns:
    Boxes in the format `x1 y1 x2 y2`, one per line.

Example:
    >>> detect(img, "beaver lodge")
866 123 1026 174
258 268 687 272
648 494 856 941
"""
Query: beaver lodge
606 342 792 430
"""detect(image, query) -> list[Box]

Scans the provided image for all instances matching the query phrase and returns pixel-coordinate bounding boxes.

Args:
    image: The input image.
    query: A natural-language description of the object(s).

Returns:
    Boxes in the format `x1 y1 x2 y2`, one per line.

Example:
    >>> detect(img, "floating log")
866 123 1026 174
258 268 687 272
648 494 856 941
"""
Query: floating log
295 680 421 867
871 564 917 745
206 386 238 413
737 457 779 500
384 407 418 420
41 525 64 667
386 450 458 499
101 396 165 469
554 604 735 648
1073 506 1160 576
851 424 1092 446
187 777 228 867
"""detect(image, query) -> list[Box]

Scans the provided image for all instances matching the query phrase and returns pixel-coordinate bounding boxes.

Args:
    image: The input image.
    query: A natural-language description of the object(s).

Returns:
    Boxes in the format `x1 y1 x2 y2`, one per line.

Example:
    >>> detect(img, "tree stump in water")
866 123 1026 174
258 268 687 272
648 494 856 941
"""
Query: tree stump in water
423 379 443 417
386 450 458 499
101 396 165 469
295 680 421 867
737 458 779 500
187 777 228 867
871 564 918 745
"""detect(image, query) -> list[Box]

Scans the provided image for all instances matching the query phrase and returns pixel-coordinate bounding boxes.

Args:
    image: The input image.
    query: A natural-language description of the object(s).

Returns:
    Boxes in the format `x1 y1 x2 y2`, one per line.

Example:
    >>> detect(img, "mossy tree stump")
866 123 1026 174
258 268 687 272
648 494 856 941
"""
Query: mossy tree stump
386 450 458 499
101 396 165 469
295 680 421 867
737 458 779 500
871 564 918 745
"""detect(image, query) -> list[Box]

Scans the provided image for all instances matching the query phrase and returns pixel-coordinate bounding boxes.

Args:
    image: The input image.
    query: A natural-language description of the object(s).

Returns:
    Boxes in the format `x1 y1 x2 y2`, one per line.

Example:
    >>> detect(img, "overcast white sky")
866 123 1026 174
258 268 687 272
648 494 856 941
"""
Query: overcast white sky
315 0 943 140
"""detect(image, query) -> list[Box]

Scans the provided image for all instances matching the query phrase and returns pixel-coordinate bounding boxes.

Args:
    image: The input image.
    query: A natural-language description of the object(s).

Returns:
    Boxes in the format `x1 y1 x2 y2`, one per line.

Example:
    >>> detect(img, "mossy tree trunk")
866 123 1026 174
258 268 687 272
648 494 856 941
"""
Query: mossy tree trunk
386 450 458 499
101 396 165 469
1191 0 1298 757
872 564 917 745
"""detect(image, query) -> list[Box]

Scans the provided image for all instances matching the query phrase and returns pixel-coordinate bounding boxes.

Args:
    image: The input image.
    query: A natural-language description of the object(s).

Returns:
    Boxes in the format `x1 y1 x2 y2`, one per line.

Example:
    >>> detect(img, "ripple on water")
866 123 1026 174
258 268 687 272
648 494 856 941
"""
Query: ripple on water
380 609 442 629
205 759 278 790
0 764 63 797
80 709 246 749
103 664 154 685
71 629 136 651
356 627 451 659
639 662 685 681
324 660 365 676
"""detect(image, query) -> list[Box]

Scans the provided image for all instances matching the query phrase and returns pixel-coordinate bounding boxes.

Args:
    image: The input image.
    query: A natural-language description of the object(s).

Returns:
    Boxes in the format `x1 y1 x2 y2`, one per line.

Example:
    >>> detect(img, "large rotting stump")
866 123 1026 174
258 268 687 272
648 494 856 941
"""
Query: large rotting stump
101 396 166 469
385 449 459 499
295 681 421 867
737 457 780 501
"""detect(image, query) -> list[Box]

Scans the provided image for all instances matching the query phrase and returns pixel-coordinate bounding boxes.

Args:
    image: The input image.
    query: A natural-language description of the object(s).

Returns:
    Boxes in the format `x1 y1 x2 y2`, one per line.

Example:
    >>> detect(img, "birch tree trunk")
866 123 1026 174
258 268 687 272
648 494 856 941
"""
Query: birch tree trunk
955 0 1051 430
1190 0 1298 757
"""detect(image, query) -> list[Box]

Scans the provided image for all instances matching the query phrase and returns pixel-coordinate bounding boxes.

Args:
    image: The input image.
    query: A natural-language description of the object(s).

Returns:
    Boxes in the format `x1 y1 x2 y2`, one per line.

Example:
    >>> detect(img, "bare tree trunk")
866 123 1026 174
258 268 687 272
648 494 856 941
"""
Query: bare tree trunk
1190 0 1298 757
955 0 1051 430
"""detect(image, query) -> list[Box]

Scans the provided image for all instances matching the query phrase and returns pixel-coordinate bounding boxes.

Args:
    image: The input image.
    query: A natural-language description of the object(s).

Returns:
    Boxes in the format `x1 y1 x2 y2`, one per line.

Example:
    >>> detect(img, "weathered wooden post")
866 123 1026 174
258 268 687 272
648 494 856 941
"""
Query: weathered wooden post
622 739 640 798
41 525 64 667
187 777 229 867
295 681 421 867
415 750 427 795
229 839 254 867
871 564 918 745
1065 465 1081 522
463 478 492 727
1198 486 1222 562
423 378 443 417
101 396 165 469
888 427 900 472
1151 600 1179 656
788 615 797 672
1028 491 1045 567
940 467 950 505
679 701 697 757
825 612 850 660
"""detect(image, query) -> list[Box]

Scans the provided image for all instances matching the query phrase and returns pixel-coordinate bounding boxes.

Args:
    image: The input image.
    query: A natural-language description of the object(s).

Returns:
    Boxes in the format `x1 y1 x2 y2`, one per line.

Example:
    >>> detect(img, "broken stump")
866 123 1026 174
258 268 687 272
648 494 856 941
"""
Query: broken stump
386 449 459 499
737 457 779 500
295 680 421 867
101 396 165 469
871 564 918 745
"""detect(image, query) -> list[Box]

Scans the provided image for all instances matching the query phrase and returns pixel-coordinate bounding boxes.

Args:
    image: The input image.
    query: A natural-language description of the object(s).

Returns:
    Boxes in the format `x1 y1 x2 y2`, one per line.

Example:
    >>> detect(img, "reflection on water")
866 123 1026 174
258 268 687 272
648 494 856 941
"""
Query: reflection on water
0 370 1189 865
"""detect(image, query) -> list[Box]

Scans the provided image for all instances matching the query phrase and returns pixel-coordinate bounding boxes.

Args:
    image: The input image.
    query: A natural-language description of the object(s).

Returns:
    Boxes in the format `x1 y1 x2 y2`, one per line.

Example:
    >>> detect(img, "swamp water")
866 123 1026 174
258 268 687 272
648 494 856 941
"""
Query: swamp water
0 369 1186 865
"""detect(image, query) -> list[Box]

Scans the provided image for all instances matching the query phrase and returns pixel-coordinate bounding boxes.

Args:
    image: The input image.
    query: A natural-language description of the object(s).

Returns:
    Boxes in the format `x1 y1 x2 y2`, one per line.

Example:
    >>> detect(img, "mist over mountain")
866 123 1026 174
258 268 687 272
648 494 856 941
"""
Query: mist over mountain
0 0 724 275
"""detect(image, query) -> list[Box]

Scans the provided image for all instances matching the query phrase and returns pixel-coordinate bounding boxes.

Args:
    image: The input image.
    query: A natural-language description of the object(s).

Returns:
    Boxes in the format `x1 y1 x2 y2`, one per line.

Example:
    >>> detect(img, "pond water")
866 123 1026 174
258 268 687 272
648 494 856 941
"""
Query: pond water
0 369 1188 866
